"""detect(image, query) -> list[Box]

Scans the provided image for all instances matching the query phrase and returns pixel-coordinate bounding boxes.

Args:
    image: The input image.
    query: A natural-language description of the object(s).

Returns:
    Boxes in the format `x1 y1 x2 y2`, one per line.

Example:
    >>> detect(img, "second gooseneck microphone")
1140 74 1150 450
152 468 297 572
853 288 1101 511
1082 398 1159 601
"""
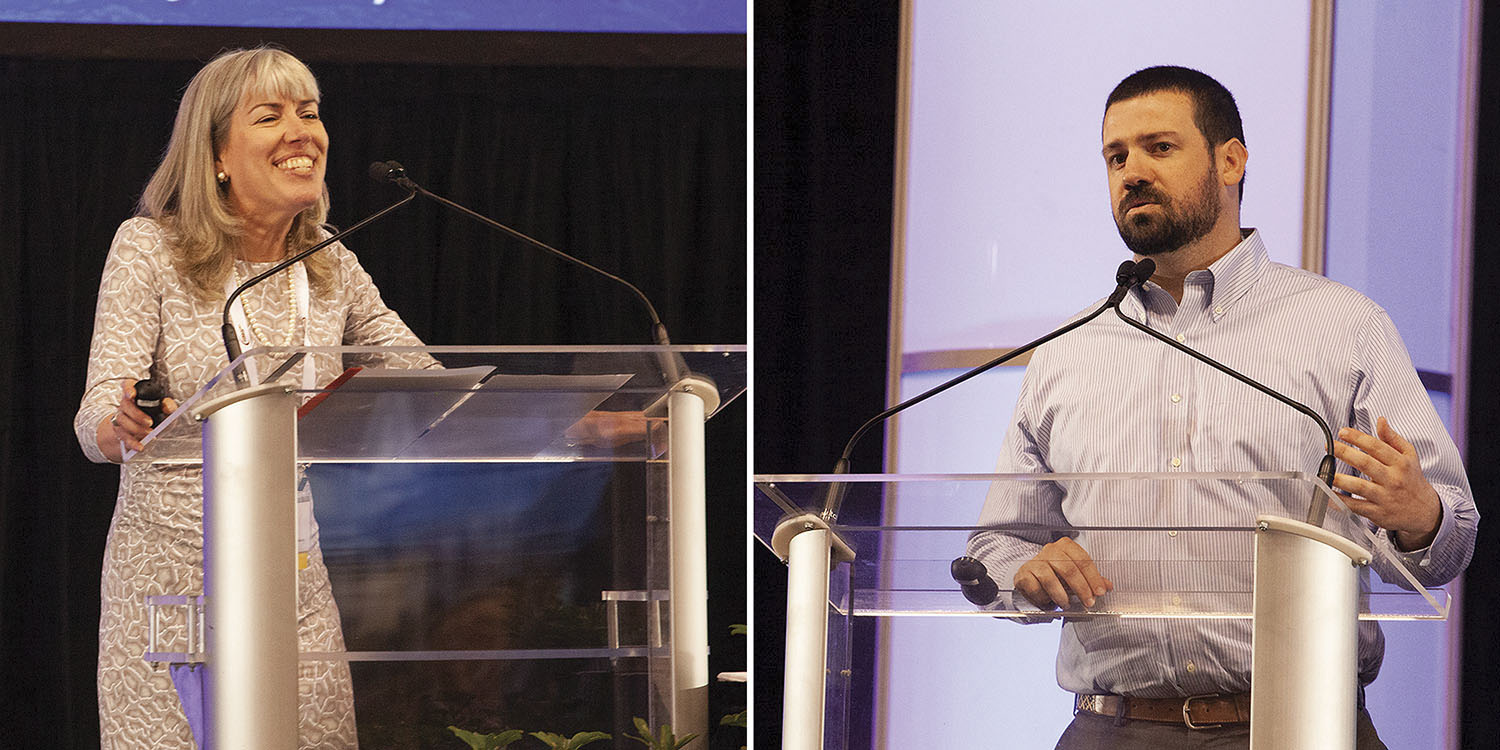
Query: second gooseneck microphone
821 259 1156 522
367 160 683 380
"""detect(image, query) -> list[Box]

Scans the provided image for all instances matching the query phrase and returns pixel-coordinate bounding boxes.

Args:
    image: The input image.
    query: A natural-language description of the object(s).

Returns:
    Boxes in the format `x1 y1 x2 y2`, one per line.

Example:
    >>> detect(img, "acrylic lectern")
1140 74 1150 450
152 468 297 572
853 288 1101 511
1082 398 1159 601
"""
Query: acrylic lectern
754 472 1450 750
131 345 744 750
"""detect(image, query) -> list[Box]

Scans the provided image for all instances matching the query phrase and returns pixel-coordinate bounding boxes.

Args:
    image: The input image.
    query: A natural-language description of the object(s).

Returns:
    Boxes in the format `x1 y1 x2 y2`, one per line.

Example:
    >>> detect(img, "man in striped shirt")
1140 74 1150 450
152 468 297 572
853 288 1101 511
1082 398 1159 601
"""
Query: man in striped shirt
967 66 1477 749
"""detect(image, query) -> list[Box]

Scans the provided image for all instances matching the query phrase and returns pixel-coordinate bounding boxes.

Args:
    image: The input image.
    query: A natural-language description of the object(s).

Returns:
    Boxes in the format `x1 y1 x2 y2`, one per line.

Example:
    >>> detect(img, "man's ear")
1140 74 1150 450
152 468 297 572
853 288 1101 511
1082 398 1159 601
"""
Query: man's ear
1218 138 1247 187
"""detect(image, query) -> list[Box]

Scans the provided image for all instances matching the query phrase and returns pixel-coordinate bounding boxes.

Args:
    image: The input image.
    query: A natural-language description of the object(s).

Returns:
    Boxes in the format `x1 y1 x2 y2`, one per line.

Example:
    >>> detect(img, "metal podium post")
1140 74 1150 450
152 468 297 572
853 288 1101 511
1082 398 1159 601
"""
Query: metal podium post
771 513 855 750
1251 514 1371 750
197 384 299 750
667 375 721 748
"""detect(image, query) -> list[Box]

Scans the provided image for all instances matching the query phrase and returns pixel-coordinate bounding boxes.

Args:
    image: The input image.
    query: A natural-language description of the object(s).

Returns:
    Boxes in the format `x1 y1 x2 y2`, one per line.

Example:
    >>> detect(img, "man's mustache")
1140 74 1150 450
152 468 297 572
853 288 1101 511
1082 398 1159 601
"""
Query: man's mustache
1119 187 1169 214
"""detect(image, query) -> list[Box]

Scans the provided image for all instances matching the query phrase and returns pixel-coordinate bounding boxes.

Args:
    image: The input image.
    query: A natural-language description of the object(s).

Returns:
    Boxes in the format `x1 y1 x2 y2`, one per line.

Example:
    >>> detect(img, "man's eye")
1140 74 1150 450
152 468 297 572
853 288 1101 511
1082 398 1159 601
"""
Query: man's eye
301 111 320 120
1152 142 1173 153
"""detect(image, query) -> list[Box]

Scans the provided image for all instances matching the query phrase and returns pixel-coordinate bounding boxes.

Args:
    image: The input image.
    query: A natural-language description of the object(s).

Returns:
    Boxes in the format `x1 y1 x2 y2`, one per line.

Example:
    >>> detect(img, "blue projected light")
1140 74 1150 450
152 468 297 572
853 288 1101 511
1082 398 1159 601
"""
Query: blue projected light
0 0 745 33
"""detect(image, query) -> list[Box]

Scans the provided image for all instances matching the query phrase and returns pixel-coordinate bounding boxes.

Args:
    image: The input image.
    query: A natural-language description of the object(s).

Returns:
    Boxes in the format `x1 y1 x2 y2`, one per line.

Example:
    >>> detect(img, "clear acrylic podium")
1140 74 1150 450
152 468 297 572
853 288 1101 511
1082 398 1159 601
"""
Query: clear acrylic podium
130 345 744 750
753 472 1450 750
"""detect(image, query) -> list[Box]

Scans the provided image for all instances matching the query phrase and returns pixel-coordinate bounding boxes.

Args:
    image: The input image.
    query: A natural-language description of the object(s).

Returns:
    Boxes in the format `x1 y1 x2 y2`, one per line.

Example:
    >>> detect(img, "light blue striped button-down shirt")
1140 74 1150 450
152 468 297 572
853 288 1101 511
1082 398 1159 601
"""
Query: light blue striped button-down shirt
968 229 1478 697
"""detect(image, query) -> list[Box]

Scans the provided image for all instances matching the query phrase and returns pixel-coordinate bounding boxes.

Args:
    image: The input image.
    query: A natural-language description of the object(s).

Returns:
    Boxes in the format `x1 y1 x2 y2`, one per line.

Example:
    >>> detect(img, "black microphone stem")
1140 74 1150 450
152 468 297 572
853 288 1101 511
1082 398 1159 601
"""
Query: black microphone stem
402 182 668 340
1110 303 1338 525
820 267 1138 522
222 189 417 384
382 164 686 382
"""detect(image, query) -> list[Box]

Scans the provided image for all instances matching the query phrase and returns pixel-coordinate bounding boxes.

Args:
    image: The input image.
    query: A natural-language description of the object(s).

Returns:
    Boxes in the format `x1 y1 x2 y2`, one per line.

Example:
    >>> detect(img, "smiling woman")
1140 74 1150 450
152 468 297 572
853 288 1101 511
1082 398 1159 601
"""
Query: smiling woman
73 46 437 750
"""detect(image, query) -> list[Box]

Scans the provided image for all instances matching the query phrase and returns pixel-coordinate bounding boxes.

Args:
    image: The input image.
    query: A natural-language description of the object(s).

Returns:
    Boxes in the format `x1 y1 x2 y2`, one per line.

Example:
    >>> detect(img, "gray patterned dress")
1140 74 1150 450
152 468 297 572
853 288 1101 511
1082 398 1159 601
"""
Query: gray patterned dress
74 217 437 749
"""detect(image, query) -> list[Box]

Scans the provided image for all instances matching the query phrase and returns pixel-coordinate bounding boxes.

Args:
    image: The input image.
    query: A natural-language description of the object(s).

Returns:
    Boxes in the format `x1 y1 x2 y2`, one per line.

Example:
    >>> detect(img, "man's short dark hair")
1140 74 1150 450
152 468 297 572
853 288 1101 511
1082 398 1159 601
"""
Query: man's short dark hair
1106 65 1245 199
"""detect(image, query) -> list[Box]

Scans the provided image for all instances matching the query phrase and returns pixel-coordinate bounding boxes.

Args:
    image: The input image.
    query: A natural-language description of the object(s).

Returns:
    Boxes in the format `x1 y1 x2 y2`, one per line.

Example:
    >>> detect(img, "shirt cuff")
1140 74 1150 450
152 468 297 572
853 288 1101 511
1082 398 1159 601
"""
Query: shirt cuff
1385 498 1450 570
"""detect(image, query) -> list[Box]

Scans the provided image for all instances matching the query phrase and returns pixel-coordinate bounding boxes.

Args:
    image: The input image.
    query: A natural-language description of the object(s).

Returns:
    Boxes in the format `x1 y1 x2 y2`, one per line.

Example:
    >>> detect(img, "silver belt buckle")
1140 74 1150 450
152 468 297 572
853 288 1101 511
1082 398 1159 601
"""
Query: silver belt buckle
1077 694 1103 715
1182 694 1223 730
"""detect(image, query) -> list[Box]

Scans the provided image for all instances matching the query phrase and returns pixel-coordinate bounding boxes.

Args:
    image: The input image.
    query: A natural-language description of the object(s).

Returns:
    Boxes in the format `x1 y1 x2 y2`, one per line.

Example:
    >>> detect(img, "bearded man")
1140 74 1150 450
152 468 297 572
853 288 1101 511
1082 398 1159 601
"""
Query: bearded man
966 66 1476 750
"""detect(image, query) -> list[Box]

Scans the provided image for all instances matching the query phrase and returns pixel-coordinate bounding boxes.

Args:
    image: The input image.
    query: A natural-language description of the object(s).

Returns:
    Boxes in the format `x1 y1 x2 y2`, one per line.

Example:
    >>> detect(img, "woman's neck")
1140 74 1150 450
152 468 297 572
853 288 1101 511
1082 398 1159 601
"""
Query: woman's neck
237 216 296 262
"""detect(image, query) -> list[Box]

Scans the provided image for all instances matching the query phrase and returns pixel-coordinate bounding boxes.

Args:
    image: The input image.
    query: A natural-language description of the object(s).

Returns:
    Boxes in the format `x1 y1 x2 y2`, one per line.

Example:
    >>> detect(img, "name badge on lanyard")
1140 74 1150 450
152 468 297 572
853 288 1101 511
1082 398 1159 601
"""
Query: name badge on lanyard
224 262 319 571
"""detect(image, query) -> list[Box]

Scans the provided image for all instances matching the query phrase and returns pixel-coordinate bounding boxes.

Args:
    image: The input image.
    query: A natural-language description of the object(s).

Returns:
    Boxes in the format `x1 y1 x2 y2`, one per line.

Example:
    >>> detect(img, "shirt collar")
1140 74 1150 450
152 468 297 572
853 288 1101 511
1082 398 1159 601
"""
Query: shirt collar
1122 228 1268 318
1201 228 1268 316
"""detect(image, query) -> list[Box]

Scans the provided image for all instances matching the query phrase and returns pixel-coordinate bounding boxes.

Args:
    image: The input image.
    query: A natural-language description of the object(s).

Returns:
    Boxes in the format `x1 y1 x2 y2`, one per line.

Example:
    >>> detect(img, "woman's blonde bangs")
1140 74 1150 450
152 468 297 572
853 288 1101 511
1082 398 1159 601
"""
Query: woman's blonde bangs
239 51 321 110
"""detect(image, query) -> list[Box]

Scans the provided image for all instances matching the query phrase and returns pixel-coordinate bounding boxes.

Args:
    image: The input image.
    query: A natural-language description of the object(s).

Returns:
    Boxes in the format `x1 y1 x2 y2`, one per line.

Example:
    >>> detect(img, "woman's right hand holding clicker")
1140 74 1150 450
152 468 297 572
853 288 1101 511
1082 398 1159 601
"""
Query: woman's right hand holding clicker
95 381 173 462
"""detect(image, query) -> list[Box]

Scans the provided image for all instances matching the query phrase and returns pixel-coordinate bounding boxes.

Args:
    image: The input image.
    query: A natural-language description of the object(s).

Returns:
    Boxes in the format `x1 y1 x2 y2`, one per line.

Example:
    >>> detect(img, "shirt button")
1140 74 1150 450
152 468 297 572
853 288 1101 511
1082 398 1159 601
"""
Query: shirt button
1171 393 1182 403
1172 595 1183 606
1175 333 1186 343
1186 661 1196 673
1168 530 1178 537
1214 305 1224 316
1170 457 1182 468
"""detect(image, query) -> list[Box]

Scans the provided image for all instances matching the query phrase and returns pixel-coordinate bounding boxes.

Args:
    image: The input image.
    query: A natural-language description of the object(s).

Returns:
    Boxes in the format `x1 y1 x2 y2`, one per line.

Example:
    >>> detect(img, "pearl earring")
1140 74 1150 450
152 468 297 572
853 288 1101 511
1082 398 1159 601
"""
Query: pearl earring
216 171 229 184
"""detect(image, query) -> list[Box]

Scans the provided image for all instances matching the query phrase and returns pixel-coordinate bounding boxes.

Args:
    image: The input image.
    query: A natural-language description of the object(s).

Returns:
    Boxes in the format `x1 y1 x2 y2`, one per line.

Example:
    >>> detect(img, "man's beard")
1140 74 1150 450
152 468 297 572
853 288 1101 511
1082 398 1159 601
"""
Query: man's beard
1114 167 1222 256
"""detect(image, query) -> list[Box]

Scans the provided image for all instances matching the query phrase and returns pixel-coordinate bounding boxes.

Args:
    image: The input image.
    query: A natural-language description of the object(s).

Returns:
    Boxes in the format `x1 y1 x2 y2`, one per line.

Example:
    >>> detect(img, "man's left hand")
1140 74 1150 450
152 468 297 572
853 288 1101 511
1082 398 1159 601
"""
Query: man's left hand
1332 416 1443 551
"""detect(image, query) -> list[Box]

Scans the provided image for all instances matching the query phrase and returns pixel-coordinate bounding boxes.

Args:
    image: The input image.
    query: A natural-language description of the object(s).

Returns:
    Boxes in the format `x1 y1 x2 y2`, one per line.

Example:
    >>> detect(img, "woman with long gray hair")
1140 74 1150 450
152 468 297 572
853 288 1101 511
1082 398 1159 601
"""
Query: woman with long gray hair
75 46 433 748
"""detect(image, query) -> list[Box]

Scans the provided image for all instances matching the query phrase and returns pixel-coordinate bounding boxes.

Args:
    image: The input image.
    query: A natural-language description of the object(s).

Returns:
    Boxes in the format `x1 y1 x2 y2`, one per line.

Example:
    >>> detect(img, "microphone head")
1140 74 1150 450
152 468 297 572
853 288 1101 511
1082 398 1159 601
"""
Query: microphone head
950 556 988 585
1115 259 1138 286
367 160 409 184
1132 258 1156 284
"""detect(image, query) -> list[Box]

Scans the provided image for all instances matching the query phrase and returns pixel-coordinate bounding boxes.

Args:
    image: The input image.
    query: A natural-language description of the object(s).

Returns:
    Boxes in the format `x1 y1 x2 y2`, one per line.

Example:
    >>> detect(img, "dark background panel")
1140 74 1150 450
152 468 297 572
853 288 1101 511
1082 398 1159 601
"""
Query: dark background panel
1460 2 1500 748
0 26 745 750
752 2 898 749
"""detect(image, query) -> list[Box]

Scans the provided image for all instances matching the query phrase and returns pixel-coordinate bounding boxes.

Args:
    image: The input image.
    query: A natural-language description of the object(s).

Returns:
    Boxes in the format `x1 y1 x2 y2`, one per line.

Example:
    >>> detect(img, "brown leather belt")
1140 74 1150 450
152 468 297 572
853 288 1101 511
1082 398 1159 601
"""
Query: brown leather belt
1075 693 1251 729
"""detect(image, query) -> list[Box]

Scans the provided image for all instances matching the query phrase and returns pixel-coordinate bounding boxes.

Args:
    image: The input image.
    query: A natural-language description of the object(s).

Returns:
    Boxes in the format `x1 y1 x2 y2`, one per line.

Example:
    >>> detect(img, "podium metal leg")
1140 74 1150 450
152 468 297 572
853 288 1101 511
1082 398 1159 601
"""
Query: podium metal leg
668 388 710 747
782 525 834 750
198 384 299 750
1251 515 1371 750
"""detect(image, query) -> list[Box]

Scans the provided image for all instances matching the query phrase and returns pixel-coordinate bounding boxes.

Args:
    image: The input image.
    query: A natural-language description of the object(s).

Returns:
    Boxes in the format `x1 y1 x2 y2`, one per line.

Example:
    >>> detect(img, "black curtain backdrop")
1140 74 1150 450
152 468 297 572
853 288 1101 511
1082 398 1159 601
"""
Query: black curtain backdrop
753 2 898 749
1460 5 1500 749
0 44 745 749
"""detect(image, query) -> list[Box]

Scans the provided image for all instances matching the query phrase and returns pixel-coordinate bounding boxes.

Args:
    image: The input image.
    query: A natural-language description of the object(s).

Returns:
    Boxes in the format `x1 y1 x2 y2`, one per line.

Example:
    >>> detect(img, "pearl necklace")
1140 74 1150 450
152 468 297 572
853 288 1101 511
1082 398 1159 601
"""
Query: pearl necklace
233 261 299 346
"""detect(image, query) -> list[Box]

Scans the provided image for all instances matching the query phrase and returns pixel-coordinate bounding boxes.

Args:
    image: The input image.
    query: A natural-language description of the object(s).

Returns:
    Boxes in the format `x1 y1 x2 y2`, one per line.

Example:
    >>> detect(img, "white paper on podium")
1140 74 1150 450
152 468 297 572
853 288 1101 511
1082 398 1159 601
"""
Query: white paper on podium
296 366 496 460
296 368 636 460
403 373 636 459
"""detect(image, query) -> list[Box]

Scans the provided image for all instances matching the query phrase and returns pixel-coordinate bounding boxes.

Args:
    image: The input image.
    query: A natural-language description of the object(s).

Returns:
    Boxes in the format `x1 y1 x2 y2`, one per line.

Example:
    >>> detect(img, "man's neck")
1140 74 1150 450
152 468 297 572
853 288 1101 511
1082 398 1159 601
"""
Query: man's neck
1139 220 1245 302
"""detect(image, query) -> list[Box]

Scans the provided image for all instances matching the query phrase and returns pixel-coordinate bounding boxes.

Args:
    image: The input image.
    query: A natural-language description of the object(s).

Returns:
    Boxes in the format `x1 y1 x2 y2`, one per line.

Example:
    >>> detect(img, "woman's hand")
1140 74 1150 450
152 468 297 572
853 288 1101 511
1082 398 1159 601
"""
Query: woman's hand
94 381 179 462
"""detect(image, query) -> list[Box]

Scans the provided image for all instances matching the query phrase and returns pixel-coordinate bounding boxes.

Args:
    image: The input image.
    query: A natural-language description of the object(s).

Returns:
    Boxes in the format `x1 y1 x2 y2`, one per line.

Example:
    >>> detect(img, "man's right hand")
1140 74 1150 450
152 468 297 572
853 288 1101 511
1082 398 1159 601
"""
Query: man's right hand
1013 536 1113 610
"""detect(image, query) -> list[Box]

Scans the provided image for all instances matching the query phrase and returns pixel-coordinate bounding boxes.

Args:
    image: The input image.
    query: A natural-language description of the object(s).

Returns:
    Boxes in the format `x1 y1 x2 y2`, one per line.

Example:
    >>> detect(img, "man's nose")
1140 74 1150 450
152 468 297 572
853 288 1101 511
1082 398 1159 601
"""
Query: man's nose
1119 152 1152 187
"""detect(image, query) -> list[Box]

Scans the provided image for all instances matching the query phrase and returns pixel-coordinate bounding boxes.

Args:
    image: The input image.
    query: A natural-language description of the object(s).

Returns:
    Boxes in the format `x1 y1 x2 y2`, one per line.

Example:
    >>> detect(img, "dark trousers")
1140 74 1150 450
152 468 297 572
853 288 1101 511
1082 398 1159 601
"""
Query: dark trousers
1055 708 1389 750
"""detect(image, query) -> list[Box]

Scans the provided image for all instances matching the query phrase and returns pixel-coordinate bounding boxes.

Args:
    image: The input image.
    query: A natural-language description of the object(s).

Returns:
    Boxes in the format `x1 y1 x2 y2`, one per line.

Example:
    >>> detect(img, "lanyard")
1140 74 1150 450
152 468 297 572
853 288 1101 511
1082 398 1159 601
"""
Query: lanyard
223 261 315 391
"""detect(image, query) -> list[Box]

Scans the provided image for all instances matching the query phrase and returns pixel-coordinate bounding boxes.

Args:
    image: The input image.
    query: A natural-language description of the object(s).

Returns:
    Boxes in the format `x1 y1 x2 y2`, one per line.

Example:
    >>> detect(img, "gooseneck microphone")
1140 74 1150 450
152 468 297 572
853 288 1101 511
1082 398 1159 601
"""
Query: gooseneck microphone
821 259 1153 522
221 178 418 385
367 160 685 381
1112 258 1338 525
